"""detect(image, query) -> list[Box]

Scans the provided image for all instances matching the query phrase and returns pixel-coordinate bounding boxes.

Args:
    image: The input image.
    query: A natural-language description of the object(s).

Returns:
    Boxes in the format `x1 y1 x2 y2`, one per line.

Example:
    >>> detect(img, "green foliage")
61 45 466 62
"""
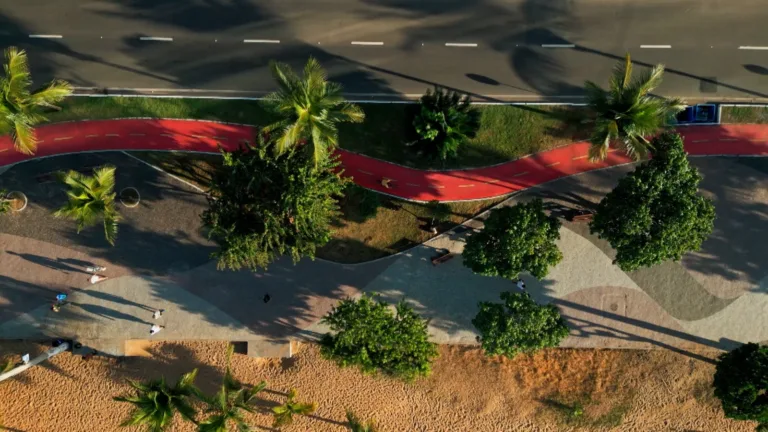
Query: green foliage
197 345 266 432
472 291 569 358
54 165 120 246
201 136 348 271
713 343 768 427
463 199 562 280
0 189 10 214
113 369 200 432
589 132 715 271
321 293 438 381
346 410 379 432
264 57 365 165
411 87 481 161
343 184 380 222
271 388 317 428
584 53 685 161
0 46 73 155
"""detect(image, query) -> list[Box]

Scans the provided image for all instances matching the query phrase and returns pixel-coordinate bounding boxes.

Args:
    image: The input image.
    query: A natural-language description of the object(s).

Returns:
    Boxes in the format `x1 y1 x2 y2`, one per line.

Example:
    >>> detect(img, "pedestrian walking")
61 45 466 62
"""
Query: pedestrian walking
516 279 526 291
152 309 164 320
380 178 392 189
90 274 108 284
149 324 165 336
55 293 67 303
51 303 61 313
86 265 107 273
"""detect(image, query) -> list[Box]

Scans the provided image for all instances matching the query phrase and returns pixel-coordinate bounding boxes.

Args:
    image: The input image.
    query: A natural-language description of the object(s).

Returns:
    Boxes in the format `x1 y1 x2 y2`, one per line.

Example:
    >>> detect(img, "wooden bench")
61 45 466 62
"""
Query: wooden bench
431 252 455 266
570 210 595 222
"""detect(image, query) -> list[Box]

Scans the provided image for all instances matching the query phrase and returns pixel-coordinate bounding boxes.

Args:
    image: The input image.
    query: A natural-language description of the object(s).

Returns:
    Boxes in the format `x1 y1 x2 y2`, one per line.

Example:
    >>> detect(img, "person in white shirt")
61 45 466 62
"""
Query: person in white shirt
149 324 165 335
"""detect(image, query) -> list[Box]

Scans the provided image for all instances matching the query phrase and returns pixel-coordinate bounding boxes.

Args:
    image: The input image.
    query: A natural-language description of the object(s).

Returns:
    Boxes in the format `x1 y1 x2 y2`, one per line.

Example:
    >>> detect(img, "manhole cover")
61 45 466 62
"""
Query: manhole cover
601 294 627 316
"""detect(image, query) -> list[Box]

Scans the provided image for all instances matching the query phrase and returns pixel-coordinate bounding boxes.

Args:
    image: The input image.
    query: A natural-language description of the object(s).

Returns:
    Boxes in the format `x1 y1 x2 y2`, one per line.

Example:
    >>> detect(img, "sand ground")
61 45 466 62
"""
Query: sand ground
0 342 755 432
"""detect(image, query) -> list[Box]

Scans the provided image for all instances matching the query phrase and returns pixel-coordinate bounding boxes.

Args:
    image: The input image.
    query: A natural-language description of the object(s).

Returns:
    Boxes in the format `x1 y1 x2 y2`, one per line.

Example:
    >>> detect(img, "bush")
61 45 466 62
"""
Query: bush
590 132 715 271
463 199 562 280
410 87 480 161
472 291 569 358
321 294 438 381
713 343 768 428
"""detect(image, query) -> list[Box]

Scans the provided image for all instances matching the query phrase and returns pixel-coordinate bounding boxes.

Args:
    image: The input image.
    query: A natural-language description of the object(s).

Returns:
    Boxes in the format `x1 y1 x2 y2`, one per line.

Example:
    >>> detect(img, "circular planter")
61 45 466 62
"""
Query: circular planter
6 191 27 212
119 187 140 208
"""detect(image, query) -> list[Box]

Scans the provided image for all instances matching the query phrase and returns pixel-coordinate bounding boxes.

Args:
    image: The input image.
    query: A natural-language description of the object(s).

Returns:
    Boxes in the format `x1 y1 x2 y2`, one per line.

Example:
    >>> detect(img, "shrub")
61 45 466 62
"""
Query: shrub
472 291 569 358
589 132 715 271
713 343 768 429
463 199 562 280
321 294 438 381
410 87 480 161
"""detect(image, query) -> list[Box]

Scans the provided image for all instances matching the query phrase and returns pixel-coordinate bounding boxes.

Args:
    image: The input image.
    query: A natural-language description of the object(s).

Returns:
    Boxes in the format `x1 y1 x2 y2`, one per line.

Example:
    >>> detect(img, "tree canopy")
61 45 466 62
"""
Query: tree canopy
321 294 438 381
0 46 73 155
463 199 562 280
714 343 768 429
589 132 715 271
472 291 569 358
263 57 364 165
201 137 347 271
584 53 685 161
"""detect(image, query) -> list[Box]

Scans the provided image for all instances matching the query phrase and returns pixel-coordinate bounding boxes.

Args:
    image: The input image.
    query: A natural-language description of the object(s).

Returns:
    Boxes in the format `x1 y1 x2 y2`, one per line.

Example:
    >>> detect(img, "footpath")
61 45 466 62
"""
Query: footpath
0 119 766 201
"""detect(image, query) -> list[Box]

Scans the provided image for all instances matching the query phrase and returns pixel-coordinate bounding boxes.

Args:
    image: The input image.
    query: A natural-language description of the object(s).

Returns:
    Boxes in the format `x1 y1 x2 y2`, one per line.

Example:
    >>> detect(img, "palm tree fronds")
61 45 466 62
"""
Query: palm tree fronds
30 79 74 108
10 116 37 155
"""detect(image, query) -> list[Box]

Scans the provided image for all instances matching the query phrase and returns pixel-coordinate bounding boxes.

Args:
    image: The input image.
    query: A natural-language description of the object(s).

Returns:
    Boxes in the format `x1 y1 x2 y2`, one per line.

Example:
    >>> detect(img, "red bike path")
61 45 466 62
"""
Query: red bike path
1 119 767 202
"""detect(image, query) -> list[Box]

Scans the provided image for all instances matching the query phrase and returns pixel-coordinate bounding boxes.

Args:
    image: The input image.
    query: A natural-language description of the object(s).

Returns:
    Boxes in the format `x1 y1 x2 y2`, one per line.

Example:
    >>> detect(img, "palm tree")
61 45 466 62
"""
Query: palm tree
198 345 266 432
0 46 73 155
54 165 120 245
113 369 200 432
271 388 317 428
263 57 365 165
346 410 379 432
0 189 10 214
584 53 685 161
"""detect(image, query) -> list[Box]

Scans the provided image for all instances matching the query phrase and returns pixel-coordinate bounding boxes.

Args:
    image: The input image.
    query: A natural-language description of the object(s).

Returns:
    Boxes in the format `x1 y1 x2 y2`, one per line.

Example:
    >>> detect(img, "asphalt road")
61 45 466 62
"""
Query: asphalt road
2 0 768 100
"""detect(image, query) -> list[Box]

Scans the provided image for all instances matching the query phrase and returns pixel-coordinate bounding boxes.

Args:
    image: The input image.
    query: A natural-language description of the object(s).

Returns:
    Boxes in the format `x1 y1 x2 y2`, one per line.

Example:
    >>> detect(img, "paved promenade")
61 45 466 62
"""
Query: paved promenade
0 121 766 358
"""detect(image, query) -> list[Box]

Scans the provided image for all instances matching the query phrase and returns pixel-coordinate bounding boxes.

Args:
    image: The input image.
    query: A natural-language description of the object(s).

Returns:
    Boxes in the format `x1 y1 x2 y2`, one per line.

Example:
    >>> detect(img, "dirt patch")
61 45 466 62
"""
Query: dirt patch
0 342 754 431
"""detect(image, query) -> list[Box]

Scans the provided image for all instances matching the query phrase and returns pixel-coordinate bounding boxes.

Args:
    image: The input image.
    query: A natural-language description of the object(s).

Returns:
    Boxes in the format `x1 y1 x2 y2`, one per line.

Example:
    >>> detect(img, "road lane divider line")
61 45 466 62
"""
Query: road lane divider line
739 46 768 50
53 137 72 141
445 43 478 47
406 183 420 187
719 138 738 142
572 155 588 160
160 134 174 138
351 41 384 46
139 37 173 42
105 134 120 137
0 148 8 153
213 136 229 141
85 134 99 138
541 44 575 48
545 162 561 167
29 34 63 39
129 133 145 137
691 139 710 143
458 184 475 188
513 172 528 177
243 39 280 44
357 169 374 175
640 45 672 49
485 179 501 184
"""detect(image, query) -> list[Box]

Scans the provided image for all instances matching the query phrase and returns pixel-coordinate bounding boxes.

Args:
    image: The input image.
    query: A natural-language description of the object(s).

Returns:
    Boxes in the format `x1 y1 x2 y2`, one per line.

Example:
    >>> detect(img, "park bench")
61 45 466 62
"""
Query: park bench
431 251 454 266
570 209 595 222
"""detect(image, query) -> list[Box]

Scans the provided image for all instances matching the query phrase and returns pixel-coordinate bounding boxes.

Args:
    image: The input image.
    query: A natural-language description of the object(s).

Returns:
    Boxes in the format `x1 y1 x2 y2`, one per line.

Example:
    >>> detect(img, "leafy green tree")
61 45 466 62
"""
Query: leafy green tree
271 388 317 428
346 410 379 432
201 137 347 271
472 291 569 358
198 345 266 432
463 199 562 280
113 369 200 432
264 57 365 165
410 87 480 161
589 132 715 271
54 165 120 246
321 293 438 381
584 53 685 161
0 46 73 155
714 343 768 431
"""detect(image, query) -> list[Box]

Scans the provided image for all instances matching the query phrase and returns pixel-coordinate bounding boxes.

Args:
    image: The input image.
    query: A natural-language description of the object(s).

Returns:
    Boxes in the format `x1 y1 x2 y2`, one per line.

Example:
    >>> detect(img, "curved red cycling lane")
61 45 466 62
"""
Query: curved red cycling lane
0 119 767 202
